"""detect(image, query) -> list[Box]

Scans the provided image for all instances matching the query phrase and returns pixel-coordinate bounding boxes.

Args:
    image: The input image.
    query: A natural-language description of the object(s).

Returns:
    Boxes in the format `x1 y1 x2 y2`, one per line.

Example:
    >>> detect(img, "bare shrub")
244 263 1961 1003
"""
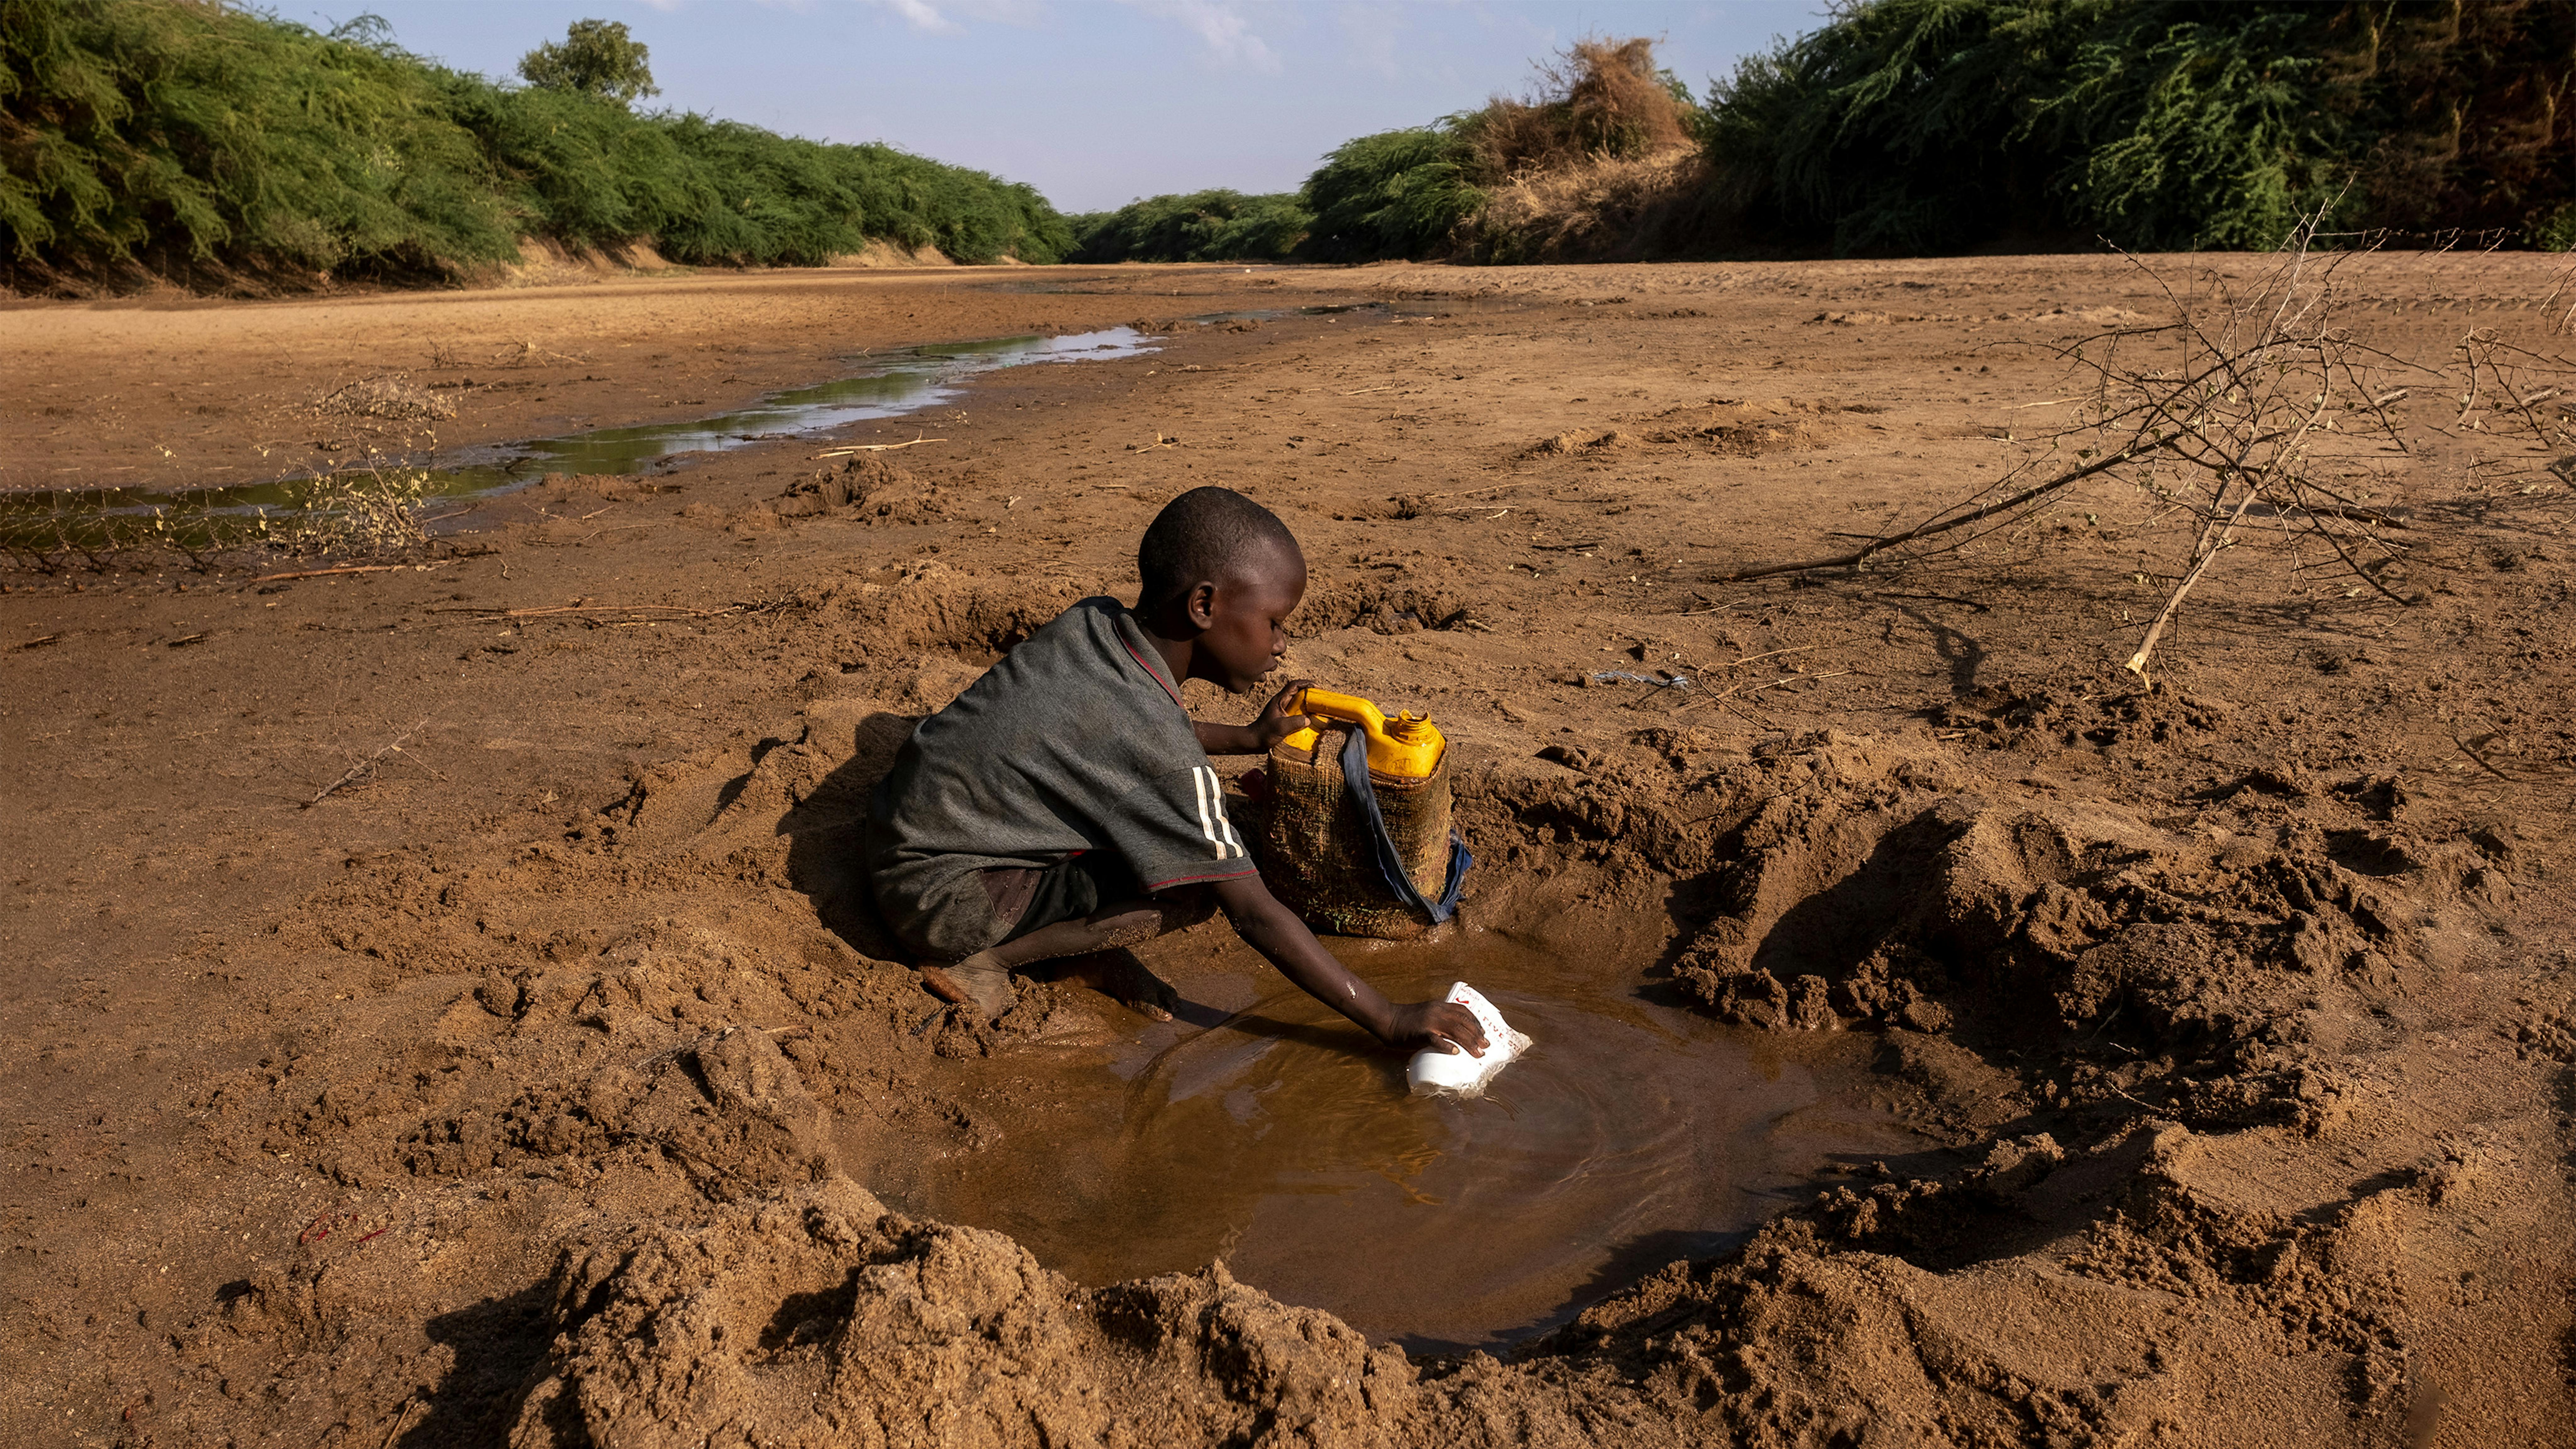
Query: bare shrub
1718 223 2574 680
268 462 438 557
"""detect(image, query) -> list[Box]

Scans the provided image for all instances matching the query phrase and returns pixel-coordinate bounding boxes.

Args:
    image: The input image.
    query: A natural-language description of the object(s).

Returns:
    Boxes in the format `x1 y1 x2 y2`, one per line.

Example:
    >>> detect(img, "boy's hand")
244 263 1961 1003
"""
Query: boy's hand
1191 680 1317 757
1387 999 1489 1058
1249 679 1317 750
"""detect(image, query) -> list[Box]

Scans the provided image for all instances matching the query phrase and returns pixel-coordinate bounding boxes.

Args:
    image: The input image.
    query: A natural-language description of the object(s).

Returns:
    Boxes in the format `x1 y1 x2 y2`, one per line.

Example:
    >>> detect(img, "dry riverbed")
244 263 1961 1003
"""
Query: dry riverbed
3 254 2572 1447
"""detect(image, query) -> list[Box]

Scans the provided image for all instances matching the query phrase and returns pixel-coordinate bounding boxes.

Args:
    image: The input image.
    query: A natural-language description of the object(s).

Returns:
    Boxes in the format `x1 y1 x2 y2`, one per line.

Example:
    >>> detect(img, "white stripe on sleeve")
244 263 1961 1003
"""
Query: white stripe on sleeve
1193 766 1226 859
1216 784 1245 857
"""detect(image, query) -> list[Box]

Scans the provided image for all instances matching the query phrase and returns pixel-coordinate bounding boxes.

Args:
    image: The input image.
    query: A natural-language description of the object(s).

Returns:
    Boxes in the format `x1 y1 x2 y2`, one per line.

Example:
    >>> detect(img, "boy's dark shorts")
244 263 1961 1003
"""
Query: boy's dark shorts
875 849 1146 962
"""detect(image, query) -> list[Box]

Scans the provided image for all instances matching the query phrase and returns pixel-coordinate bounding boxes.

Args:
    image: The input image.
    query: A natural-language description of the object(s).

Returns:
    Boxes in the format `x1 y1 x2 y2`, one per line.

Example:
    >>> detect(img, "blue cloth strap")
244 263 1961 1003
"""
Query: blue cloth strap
1338 726 1470 925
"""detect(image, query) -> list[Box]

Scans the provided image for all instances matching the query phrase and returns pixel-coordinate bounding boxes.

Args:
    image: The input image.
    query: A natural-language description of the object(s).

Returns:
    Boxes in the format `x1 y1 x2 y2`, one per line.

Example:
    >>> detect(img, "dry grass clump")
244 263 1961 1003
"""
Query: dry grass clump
1463 38 1694 181
2 462 439 575
1468 145 1713 264
1296 36 1703 264
318 375 457 422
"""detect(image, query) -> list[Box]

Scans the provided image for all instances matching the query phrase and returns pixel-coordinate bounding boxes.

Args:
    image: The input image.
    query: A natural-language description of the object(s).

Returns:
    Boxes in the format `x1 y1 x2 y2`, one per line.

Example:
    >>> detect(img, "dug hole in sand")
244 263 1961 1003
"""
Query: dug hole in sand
208 567 2524 1448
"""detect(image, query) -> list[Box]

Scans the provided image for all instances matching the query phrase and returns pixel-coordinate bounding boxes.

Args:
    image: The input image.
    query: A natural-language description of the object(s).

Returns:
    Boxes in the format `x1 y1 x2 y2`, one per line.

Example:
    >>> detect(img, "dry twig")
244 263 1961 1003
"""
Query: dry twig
813 436 946 458
426 603 738 620
249 562 452 583
305 718 428 809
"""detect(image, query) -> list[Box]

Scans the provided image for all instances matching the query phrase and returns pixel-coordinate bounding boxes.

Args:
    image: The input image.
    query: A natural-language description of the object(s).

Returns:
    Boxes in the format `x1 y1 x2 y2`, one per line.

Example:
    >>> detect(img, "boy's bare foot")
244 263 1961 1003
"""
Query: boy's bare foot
1043 947 1177 1022
919 958 1016 1020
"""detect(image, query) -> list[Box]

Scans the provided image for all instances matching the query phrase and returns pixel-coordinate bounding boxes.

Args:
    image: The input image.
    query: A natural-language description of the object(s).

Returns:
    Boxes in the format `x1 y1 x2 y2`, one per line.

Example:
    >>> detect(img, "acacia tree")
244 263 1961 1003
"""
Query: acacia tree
517 18 658 105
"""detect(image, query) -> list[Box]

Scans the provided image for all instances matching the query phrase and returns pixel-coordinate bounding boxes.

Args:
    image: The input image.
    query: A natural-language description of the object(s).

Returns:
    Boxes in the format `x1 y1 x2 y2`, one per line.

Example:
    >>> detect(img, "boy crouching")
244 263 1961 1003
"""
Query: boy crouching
865 486 1486 1059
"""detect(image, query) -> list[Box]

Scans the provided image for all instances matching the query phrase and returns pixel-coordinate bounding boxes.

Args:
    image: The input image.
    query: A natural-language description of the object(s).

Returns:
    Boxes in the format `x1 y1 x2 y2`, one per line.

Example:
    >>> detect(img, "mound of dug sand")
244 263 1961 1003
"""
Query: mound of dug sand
508 1180 1418 1449
1658 724 2508 1138
1522 399 1838 460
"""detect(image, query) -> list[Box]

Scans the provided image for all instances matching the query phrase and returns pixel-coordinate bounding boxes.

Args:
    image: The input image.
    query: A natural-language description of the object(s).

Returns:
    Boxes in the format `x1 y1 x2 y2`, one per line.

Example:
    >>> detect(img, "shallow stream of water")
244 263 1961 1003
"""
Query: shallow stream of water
1 327 1158 551
879 926 1928 1355
2 299 1505 557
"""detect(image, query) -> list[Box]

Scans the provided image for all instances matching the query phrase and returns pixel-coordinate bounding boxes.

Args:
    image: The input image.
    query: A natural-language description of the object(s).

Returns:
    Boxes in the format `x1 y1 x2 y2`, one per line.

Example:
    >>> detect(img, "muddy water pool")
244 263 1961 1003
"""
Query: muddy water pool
874 925 1930 1355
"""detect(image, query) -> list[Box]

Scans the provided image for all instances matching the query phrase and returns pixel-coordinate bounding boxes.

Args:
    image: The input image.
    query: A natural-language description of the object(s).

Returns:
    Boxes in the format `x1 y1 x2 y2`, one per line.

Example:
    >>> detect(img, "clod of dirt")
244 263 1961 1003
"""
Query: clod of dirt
774 456 950 525
1933 677 2229 751
1523 428 1633 457
1634 399 1820 454
1297 573 1482 636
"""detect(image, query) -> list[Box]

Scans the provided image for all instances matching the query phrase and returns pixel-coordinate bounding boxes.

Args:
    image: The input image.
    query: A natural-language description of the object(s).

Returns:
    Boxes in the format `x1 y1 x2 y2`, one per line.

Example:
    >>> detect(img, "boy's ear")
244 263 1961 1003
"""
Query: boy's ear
1185 580 1219 630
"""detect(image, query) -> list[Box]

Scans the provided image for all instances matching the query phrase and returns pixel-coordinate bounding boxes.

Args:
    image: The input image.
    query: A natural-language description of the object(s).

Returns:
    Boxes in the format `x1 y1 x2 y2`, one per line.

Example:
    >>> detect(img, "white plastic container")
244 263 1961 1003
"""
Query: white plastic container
1405 982 1531 1097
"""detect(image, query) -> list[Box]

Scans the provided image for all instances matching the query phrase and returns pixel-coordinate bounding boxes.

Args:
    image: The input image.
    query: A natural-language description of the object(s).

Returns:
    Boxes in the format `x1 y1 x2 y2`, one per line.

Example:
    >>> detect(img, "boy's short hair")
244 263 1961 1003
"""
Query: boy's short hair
1136 486 1301 610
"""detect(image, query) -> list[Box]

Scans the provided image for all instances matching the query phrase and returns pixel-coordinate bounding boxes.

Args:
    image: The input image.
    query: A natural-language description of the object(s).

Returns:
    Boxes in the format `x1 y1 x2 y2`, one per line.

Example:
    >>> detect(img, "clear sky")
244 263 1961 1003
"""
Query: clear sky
327 1 1826 214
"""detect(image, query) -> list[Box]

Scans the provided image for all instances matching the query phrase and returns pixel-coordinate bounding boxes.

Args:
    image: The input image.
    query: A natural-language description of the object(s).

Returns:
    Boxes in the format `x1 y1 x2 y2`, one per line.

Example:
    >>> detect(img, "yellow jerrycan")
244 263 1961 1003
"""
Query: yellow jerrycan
1258 687 1471 939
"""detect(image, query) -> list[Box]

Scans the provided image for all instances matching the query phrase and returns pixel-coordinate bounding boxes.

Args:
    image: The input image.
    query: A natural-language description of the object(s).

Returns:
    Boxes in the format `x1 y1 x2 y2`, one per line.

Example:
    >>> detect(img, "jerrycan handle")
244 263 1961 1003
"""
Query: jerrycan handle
1291 687 1445 778
1337 726 1471 925
1296 688 1388 738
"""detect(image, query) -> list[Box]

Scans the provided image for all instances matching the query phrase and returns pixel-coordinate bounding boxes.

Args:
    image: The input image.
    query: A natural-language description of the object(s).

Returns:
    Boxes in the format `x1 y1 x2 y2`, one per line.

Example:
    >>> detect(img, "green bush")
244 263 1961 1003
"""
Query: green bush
1298 127 1485 262
437 74 688 253
0 0 1070 285
0 0 519 277
1701 0 2576 256
1067 189 1309 263
2534 204 2576 254
1072 134 1485 267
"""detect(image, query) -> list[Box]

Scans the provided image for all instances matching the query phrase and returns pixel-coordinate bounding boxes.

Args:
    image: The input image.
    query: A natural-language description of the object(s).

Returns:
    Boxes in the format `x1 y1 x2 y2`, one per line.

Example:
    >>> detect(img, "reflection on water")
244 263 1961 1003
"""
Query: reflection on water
0 327 1155 548
884 928 1928 1356
469 327 1155 482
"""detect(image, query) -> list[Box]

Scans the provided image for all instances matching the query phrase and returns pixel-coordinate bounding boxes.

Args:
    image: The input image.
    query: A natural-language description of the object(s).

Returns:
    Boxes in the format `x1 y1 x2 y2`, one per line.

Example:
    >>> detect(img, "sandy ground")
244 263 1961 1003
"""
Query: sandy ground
3 254 2572 1447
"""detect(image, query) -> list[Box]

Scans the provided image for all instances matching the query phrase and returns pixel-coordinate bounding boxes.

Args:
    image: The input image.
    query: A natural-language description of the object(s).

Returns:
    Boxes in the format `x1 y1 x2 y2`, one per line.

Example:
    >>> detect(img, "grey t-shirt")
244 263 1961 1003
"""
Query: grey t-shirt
867 597 1255 950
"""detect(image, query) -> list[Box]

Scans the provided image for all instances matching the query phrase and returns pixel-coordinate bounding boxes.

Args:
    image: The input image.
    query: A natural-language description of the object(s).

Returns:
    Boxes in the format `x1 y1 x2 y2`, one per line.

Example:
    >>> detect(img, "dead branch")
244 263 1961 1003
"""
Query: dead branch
1711 643 1828 668
1676 669 1853 713
1714 214 2477 684
812 436 946 458
249 562 451 583
2124 483 2260 681
425 603 737 620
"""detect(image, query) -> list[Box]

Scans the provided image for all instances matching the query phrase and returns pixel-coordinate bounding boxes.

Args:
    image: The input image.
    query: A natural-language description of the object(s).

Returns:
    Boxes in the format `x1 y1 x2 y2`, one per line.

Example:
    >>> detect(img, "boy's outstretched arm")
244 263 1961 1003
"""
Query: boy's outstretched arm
1194 678 1315 756
1210 873 1488 1057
